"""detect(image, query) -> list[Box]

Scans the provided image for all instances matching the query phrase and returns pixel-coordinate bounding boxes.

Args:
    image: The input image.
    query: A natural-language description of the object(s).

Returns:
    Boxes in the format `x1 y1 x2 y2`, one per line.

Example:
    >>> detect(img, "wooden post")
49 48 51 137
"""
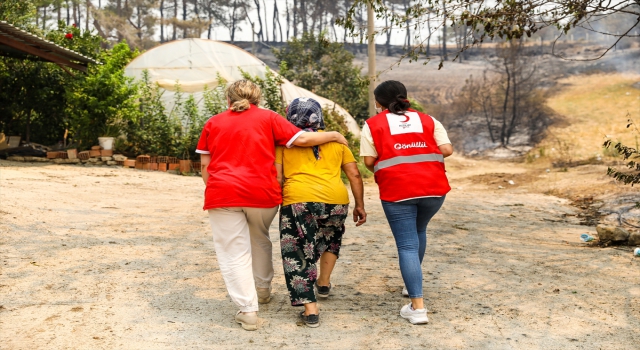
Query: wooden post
367 1 376 117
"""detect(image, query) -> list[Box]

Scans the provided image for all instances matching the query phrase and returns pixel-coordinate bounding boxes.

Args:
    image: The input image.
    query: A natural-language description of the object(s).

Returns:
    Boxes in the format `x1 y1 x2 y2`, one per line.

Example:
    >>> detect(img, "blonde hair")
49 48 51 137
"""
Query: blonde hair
226 80 262 112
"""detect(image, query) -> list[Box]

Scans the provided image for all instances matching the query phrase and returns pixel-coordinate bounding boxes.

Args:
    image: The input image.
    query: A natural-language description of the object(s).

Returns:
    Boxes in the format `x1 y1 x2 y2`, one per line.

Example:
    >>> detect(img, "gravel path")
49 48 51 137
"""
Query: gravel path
1 160 638 349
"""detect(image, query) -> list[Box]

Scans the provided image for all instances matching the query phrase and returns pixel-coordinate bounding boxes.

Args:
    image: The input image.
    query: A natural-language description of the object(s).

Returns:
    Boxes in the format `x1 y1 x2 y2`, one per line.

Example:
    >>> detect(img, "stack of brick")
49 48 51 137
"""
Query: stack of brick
126 155 184 173
76 145 121 166
5 149 199 176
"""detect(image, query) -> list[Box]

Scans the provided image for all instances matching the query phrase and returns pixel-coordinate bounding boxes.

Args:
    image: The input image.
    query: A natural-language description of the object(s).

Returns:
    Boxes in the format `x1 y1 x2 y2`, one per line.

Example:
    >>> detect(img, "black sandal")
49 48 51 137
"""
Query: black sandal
315 282 331 298
299 311 320 328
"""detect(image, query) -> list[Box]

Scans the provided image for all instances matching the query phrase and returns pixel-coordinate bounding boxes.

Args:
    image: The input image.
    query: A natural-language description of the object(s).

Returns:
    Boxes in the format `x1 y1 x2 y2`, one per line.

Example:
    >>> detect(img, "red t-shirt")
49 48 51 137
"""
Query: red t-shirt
196 105 303 210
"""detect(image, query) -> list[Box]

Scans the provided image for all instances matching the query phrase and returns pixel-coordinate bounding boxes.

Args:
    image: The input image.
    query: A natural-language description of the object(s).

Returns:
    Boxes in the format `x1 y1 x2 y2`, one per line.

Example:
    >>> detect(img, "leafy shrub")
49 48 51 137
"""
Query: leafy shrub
604 118 640 186
0 21 137 148
241 67 285 116
274 32 368 123
66 41 140 149
121 70 228 161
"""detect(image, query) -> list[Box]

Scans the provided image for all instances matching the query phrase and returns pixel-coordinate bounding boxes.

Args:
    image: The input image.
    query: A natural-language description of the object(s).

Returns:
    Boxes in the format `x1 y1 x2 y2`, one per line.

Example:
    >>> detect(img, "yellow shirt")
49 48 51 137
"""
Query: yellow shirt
275 138 356 207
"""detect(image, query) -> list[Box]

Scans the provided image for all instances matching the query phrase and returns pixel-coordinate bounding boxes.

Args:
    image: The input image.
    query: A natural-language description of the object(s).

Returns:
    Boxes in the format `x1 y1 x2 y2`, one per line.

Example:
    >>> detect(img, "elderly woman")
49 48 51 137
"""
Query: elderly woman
196 81 348 331
360 80 453 325
275 97 366 327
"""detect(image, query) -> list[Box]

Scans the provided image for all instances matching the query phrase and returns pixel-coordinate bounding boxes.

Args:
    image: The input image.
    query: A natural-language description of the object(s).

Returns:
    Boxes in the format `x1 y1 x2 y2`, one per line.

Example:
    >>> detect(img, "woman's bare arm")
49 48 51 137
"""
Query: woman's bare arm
363 156 376 173
342 162 367 226
439 143 454 158
292 131 348 147
275 163 284 186
200 154 211 185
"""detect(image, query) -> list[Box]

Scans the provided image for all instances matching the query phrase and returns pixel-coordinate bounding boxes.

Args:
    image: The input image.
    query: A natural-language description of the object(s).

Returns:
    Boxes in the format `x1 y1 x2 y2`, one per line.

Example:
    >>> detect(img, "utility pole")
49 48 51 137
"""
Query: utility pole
367 1 377 117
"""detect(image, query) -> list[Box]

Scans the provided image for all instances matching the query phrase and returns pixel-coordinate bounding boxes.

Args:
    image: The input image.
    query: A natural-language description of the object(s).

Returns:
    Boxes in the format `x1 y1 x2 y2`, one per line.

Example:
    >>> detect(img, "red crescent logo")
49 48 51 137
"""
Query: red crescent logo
400 115 410 123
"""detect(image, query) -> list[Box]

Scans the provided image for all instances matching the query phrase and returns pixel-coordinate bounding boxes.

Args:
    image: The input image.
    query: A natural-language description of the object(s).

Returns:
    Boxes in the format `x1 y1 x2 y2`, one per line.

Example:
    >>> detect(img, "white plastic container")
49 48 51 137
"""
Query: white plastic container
98 137 115 150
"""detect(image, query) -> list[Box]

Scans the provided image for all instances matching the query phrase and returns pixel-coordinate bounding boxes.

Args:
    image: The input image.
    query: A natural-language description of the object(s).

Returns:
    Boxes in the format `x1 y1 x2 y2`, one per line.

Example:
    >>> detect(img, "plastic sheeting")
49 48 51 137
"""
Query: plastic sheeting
124 39 360 137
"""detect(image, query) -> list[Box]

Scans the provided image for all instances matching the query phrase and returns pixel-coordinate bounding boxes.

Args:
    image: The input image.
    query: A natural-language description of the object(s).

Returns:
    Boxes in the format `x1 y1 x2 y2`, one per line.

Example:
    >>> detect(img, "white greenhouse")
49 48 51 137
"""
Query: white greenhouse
124 39 360 137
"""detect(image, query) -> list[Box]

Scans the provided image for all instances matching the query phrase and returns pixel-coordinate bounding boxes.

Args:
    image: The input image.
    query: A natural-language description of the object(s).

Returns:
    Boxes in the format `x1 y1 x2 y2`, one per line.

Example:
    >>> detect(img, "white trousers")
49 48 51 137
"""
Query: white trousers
208 206 278 312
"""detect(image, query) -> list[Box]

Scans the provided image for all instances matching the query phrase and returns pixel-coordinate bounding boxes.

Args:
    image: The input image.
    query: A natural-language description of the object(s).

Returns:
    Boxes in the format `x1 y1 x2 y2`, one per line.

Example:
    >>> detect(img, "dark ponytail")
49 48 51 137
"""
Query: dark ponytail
373 80 411 114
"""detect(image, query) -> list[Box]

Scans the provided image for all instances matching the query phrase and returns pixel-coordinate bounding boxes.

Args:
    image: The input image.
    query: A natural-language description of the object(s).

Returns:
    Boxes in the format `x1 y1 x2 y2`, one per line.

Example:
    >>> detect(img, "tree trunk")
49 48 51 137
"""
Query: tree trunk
66 0 71 25
42 7 47 30
506 43 521 144
273 1 283 42
285 1 290 41
253 0 264 42
332 18 338 41
463 23 469 60
357 4 364 53
172 0 177 40
426 12 431 57
482 94 496 143
456 25 462 63
136 5 142 40
78 2 83 29
85 0 90 31
57 1 62 23
293 0 298 38
506 71 517 145
442 3 447 60
115 0 122 40
500 63 511 147
385 4 392 56
262 0 269 42
193 0 202 38
300 0 307 33
182 0 188 38
206 6 212 40
160 0 165 42
230 1 238 43
404 0 410 47
343 0 350 43
72 1 77 26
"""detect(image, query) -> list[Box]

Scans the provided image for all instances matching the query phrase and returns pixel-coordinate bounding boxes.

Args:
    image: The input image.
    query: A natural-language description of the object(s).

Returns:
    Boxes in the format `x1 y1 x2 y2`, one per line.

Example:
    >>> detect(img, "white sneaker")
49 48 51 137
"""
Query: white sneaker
235 311 258 331
402 287 409 297
256 287 271 304
400 303 429 324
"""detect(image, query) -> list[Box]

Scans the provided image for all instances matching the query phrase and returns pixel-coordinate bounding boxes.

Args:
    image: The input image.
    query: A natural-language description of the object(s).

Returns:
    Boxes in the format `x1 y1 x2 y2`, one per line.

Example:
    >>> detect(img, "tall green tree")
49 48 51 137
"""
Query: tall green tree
274 32 368 122
0 0 37 28
66 40 140 148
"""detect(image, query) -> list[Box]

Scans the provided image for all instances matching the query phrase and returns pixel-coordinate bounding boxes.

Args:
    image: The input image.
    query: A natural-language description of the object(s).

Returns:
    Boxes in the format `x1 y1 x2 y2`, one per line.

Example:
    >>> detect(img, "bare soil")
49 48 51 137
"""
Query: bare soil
1 157 639 349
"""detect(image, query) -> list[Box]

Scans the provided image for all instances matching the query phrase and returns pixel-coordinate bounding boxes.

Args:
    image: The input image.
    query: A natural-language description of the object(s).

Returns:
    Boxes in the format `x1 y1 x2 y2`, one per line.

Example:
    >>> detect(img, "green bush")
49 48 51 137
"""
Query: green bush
274 32 368 123
120 71 228 161
0 19 139 148
66 41 140 149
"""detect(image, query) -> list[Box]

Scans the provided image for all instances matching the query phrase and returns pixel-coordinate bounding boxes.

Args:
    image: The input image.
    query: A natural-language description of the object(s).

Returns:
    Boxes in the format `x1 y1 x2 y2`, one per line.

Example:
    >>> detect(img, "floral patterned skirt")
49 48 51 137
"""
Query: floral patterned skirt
279 202 348 306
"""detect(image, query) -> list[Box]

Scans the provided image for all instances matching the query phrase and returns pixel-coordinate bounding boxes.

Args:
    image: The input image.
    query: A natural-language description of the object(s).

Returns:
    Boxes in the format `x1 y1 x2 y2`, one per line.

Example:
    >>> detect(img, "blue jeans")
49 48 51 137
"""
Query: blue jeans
381 196 445 299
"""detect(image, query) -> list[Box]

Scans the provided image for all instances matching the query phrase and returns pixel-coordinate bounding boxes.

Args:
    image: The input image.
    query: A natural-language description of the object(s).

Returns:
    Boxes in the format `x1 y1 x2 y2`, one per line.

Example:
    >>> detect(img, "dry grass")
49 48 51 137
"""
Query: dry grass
476 74 640 203
538 73 640 162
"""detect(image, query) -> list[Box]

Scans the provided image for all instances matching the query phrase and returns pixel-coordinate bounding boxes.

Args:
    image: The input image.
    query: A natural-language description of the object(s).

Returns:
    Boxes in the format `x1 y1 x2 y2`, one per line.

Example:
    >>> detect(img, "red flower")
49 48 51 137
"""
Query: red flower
72 23 77 28
65 32 73 39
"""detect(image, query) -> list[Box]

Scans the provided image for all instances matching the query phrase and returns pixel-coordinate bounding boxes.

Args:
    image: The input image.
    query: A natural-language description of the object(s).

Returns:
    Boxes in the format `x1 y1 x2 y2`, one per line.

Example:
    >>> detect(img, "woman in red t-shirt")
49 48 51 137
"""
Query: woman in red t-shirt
196 80 348 331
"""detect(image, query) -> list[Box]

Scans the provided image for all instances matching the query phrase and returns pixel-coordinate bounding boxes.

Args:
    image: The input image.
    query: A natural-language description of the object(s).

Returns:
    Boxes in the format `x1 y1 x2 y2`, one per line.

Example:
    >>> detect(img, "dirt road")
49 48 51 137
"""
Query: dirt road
1 158 639 349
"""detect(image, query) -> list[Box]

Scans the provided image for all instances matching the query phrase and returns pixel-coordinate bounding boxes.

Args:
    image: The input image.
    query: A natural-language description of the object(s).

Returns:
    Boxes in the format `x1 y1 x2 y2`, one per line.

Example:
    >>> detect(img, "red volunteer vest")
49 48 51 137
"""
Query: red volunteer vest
366 109 451 202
